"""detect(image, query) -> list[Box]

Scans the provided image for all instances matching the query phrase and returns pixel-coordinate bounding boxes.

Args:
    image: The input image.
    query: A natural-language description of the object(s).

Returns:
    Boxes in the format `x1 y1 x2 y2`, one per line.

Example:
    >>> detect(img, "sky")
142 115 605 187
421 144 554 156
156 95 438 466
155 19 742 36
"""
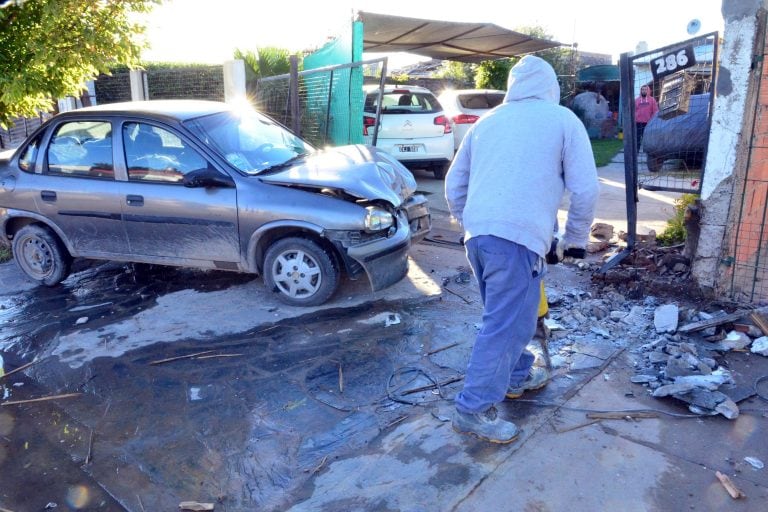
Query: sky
139 0 725 67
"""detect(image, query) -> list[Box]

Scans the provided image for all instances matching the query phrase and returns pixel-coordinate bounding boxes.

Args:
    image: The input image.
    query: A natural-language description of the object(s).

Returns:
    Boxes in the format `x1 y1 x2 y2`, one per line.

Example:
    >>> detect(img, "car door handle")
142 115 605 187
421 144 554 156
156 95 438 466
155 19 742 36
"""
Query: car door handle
126 194 144 206
41 190 56 202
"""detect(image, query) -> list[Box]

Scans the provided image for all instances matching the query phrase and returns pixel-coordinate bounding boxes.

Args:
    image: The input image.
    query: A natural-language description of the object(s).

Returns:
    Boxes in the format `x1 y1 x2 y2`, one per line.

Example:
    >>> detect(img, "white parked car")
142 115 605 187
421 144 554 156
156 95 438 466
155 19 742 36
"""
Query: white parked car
438 89 506 151
363 85 454 179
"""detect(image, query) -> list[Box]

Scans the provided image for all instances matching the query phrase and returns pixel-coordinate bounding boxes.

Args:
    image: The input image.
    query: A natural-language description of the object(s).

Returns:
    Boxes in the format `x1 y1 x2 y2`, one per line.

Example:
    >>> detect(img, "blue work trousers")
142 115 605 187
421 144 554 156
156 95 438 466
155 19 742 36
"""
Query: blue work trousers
455 235 544 414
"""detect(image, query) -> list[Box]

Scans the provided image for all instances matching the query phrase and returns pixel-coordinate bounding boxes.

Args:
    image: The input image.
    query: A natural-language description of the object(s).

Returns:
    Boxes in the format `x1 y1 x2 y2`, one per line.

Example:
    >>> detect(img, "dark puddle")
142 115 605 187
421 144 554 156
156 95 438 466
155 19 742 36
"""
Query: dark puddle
0 260 255 356
0 300 465 511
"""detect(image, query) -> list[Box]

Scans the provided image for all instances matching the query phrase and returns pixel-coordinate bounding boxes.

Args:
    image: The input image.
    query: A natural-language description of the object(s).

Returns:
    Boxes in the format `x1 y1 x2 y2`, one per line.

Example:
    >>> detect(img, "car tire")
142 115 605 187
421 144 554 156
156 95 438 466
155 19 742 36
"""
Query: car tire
432 163 449 179
12 224 72 286
647 155 664 173
263 237 339 307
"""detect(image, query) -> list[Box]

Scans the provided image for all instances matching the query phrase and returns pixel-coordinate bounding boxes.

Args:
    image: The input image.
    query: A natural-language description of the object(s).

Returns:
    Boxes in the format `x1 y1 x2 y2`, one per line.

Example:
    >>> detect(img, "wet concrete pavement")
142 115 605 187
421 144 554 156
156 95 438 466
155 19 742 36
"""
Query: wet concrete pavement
1 163 767 511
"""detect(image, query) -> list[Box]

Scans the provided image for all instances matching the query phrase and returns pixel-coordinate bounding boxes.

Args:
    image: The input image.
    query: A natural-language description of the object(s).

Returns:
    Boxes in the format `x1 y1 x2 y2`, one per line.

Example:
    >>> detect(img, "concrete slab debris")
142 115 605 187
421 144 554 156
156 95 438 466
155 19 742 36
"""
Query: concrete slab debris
751 336 768 356
654 304 679 333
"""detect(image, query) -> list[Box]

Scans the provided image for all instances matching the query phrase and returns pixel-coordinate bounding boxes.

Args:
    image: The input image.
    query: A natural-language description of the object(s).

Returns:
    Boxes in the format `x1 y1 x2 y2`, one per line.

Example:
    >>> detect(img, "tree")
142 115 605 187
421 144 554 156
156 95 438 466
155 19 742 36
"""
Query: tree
514 26 578 102
234 47 294 79
474 26 576 100
0 0 159 128
434 61 475 86
475 59 514 90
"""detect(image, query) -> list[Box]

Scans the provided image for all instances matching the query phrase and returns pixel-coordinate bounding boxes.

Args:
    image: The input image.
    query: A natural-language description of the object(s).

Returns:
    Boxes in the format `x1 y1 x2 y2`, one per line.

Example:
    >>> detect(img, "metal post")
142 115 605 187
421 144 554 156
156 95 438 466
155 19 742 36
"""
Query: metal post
599 51 637 273
324 69 334 145
290 55 300 136
372 57 388 146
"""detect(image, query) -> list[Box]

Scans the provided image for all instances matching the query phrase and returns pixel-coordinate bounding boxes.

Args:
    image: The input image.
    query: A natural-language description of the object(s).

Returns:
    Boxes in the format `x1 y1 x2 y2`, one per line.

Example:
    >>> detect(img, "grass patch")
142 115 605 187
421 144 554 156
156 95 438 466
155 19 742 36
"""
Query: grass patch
591 138 624 167
657 193 698 246
0 243 10 263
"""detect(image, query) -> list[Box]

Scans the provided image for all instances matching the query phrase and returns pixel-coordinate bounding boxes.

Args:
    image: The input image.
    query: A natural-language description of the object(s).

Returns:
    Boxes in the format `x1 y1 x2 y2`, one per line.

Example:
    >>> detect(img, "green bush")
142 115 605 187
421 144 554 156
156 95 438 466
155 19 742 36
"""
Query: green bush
0 243 10 264
657 194 698 246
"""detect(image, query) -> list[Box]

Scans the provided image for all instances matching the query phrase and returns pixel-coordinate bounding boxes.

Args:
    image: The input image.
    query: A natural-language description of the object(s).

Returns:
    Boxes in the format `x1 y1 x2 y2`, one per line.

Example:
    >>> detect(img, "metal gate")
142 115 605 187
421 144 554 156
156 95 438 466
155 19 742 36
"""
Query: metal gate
603 33 718 270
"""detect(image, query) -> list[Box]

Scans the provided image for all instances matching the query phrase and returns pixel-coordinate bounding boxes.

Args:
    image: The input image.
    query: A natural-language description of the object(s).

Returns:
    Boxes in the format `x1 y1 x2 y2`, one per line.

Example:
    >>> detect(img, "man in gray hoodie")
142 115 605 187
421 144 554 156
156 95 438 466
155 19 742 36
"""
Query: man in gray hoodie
445 55 599 443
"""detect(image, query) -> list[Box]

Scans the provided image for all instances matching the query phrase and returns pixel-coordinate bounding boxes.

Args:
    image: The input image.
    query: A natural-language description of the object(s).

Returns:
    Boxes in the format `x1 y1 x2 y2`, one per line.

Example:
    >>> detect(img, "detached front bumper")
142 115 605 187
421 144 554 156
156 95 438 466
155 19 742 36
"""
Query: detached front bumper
329 195 429 292
344 211 412 292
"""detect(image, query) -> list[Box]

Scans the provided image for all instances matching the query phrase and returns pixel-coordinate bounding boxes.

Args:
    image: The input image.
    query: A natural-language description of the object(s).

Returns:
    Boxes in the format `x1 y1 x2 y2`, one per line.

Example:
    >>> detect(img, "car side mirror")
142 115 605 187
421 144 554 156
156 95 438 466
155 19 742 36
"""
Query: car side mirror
183 167 235 188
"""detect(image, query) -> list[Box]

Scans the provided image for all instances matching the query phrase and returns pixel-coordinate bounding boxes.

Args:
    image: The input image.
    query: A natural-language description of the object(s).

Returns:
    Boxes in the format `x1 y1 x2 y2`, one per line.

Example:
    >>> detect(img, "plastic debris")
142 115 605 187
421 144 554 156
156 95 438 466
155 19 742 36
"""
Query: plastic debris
744 456 764 470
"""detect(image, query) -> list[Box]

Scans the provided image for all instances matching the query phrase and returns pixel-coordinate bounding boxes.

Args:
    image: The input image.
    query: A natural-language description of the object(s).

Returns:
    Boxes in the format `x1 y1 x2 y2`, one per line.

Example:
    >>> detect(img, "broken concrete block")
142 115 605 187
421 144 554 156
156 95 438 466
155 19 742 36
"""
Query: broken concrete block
590 222 615 240
715 397 740 419
673 369 733 390
751 336 768 356
654 304 679 333
587 240 609 253
610 310 627 321
664 355 701 378
622 306 647 326
653 382 697 397
630 374 658 384
715 331 752 351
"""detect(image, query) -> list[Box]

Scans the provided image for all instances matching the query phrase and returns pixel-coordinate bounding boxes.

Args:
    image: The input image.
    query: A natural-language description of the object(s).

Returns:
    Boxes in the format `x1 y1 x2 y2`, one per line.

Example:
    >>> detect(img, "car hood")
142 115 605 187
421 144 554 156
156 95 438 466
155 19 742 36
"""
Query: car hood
258 145 417 206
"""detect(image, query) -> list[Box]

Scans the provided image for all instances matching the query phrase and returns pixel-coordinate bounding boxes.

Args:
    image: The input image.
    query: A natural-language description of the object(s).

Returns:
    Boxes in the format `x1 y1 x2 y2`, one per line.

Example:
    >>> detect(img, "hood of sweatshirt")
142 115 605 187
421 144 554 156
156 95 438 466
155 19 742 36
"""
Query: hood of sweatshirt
503 55 560 104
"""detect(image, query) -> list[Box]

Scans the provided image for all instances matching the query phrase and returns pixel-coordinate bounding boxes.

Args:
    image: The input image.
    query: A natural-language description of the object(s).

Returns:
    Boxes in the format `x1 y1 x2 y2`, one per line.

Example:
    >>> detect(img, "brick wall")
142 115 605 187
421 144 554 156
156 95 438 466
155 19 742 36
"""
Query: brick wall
718 11 768 304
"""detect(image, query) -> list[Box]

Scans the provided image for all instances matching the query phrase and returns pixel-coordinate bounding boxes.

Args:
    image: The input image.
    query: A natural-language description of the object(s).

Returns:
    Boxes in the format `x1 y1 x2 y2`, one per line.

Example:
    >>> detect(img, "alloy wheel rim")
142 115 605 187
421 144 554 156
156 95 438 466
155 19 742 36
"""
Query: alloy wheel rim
272 249 322 298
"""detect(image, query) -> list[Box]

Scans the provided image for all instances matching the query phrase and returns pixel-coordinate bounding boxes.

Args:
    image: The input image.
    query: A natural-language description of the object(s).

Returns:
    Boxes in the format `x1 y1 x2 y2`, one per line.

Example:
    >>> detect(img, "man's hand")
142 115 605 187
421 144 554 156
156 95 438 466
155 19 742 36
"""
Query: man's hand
563 246 586 259
547 238 586 263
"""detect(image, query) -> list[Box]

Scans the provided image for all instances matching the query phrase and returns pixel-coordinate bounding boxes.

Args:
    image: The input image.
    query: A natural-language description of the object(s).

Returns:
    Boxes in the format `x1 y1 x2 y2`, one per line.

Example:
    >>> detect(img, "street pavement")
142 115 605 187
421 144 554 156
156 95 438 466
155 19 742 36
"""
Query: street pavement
1 156 766 511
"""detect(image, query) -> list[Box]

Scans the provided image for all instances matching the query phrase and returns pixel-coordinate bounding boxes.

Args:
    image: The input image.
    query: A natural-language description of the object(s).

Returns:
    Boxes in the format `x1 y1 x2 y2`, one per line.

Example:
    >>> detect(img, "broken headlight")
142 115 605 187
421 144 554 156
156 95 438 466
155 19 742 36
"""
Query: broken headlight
364 206 394 232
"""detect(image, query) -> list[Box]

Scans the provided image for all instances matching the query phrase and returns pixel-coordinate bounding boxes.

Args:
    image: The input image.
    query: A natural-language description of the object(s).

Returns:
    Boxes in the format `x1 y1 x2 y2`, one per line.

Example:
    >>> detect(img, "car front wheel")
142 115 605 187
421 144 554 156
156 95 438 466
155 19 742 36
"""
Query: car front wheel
263 237 339 306
12 224 72 286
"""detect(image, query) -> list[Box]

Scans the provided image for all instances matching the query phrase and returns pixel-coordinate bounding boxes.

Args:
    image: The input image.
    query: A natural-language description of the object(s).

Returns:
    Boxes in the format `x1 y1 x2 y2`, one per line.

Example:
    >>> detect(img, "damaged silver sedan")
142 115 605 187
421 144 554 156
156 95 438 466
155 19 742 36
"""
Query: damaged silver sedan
0 100 430 306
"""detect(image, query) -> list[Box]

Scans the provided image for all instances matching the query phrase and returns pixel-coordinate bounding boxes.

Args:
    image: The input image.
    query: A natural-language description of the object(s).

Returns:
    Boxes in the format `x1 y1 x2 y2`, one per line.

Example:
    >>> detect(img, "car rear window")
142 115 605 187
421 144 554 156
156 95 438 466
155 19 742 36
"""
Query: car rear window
365 91 443 114
458 93 505 109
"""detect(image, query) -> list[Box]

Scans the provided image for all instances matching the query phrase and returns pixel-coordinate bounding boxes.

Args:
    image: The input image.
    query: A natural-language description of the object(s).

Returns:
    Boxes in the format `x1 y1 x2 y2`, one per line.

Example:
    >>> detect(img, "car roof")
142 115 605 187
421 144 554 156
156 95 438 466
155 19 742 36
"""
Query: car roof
439 89 506 97
363 84 434 94
63 100 232 122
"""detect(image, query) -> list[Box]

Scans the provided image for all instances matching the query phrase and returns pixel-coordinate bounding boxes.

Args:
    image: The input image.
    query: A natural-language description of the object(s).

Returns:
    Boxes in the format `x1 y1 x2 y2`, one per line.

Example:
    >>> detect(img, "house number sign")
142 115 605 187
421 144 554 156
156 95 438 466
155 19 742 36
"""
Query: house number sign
651 45 697 80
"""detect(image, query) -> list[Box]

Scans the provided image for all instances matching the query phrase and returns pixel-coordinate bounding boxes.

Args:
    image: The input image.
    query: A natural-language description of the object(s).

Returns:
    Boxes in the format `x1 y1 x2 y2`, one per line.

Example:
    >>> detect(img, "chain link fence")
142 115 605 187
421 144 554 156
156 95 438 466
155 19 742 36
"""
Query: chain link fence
252 58 386 148
629 33 719 194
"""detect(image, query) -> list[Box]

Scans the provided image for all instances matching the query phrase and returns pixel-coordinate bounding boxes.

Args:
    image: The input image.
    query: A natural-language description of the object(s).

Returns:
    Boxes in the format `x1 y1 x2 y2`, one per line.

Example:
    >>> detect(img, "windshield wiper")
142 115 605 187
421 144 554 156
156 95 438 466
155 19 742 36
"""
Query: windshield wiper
257 154 309 175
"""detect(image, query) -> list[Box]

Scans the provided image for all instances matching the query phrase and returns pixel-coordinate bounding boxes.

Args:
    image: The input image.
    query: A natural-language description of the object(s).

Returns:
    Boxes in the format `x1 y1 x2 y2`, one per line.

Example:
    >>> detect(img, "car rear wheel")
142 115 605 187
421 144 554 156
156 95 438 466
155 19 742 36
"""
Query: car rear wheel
432 163 449 179
12 224 72 286
263 237 339 306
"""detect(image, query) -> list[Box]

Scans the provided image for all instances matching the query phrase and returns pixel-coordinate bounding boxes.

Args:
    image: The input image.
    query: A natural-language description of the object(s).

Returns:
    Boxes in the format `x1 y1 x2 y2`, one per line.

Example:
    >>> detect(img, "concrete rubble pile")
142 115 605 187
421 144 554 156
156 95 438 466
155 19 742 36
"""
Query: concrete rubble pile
542 261 767 420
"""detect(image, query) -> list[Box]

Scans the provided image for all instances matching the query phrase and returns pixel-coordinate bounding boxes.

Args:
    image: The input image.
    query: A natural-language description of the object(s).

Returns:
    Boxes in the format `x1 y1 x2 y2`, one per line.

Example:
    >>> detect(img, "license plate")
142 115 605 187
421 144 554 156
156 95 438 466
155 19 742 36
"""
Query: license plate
398 144 421 153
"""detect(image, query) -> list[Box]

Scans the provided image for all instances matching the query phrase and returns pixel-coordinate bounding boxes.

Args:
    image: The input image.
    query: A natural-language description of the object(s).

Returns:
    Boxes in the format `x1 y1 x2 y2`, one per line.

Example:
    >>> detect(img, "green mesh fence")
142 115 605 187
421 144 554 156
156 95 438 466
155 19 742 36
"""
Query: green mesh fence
251 21 373 148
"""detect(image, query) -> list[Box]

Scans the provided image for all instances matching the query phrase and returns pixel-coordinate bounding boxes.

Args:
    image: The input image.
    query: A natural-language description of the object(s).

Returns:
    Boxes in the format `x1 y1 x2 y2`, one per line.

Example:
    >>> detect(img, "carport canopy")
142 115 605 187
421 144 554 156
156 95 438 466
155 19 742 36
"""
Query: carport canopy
357 11 563 63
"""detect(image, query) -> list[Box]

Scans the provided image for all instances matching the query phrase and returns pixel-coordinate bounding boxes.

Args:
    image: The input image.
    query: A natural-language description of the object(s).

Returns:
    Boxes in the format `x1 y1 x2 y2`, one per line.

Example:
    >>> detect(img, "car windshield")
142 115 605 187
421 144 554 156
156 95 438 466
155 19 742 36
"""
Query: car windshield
183 108 314 175
364 91 442 114
458 93 505 109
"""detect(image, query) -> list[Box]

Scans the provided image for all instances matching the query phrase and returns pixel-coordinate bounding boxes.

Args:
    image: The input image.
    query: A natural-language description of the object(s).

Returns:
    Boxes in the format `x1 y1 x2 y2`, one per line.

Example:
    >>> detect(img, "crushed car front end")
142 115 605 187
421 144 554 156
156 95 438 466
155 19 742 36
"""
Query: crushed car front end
253 144 431 291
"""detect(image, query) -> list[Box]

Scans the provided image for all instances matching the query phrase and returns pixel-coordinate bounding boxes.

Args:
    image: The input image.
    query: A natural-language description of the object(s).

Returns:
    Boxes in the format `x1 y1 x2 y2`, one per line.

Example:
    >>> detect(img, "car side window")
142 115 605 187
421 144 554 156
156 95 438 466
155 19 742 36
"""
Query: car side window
123 122 209 184
18 133 43 173
46 121 113 179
